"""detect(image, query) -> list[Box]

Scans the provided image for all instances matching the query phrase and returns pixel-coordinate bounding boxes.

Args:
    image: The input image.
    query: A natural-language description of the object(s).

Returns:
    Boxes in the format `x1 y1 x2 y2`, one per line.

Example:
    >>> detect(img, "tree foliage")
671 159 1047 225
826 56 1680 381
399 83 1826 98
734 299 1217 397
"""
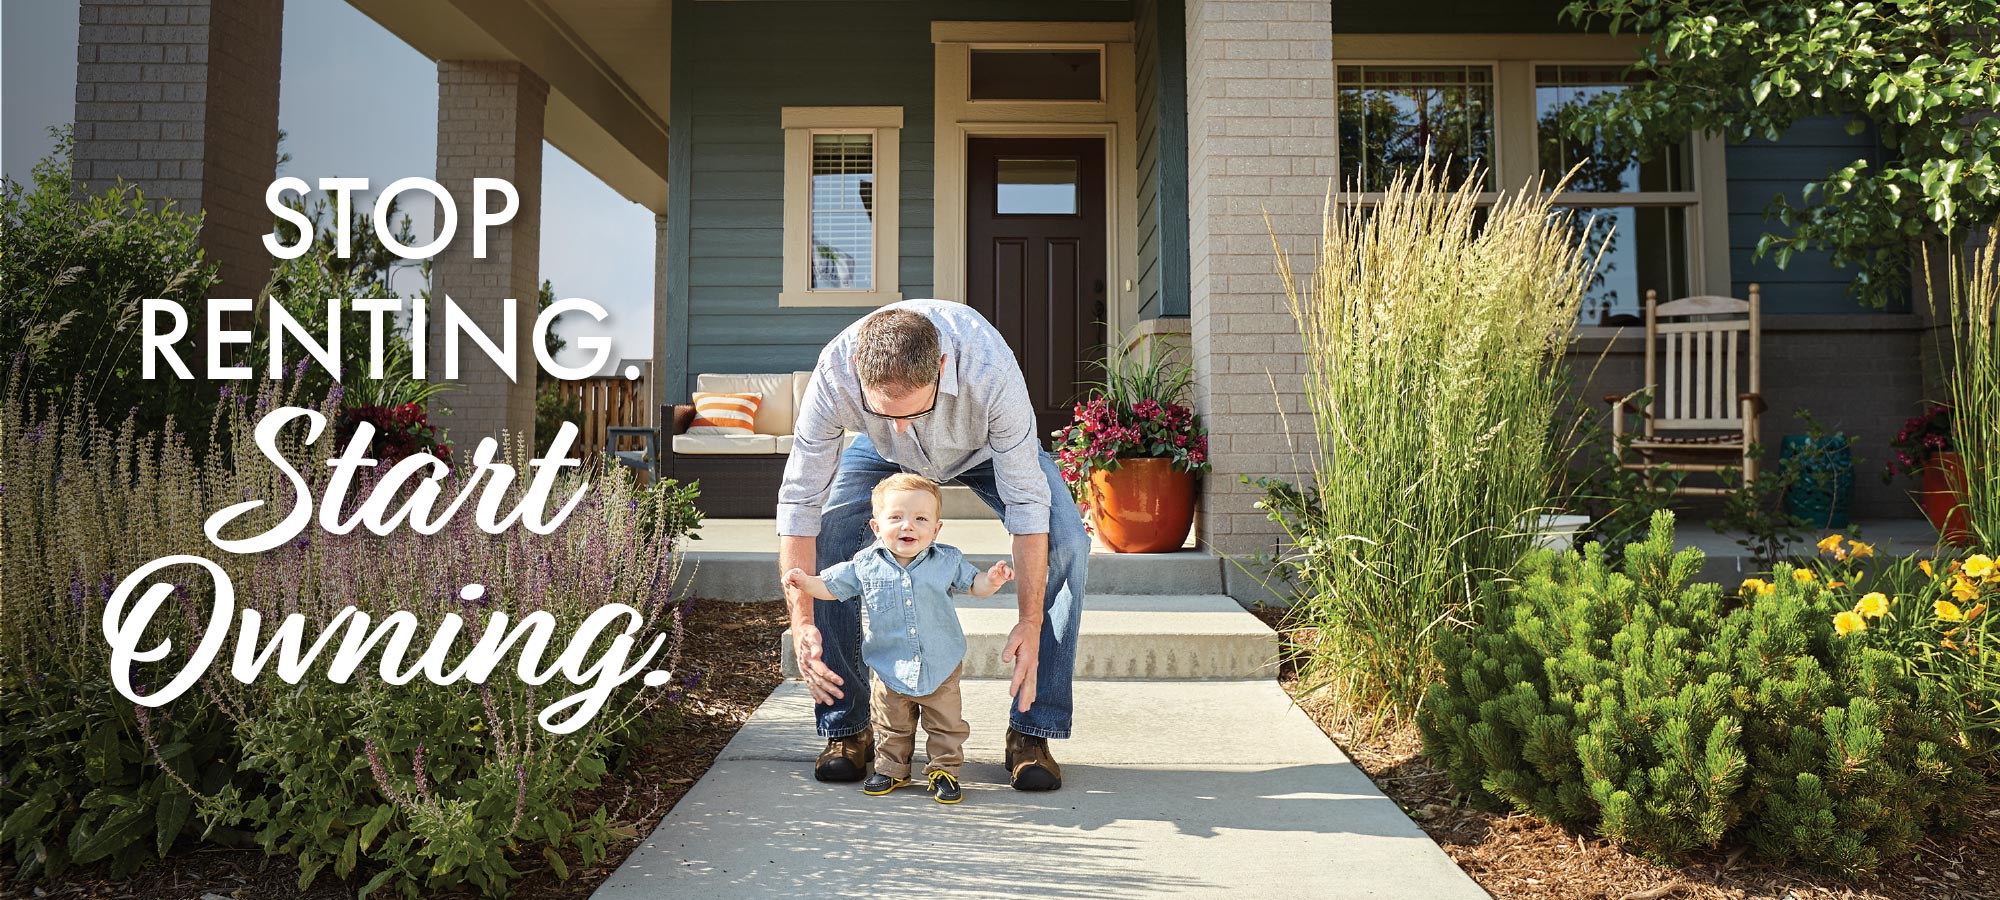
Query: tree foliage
1563 0 2000 306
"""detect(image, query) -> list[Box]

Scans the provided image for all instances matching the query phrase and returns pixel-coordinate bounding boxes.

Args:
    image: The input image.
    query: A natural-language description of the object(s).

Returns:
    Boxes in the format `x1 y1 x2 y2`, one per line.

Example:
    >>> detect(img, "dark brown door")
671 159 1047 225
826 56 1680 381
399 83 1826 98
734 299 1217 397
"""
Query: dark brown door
966 137 1108 444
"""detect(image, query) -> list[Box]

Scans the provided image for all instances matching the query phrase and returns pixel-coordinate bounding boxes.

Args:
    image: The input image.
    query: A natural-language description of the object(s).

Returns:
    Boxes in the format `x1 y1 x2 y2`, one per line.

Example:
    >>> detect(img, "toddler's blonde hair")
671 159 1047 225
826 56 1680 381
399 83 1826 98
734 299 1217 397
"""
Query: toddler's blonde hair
871 473 943 517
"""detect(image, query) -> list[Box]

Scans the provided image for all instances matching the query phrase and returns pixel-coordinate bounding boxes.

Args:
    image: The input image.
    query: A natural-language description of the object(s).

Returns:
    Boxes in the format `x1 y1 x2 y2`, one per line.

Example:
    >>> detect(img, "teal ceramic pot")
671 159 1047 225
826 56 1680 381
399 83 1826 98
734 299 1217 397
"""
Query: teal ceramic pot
1781 432 1854 529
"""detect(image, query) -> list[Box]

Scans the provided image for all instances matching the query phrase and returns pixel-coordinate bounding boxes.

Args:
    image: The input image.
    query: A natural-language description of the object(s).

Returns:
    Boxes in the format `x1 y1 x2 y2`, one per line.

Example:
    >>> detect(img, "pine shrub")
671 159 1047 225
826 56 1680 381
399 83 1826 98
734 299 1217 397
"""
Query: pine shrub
1419 512 1980 871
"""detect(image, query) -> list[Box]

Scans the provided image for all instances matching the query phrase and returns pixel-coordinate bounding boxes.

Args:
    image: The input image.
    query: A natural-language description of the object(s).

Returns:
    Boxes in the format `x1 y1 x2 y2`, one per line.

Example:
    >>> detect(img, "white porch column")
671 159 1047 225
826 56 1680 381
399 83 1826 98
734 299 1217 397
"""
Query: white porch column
1184 0 1335 579
429 60 547 447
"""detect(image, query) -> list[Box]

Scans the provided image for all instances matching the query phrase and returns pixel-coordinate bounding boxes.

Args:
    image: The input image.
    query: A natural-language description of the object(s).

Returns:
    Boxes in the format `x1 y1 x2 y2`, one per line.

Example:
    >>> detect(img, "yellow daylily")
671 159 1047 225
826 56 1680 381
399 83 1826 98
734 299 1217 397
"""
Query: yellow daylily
1968 602 1988 621
1937 600 1967 622
1792 568 1817 584
1919 559 1935 578
1848 541 1875 560
1952 577 1981 601
1740 578 1770 596
1965 555 1995 579
1833 610 1867 636
1817 535 1846 560
1856 592 1890 618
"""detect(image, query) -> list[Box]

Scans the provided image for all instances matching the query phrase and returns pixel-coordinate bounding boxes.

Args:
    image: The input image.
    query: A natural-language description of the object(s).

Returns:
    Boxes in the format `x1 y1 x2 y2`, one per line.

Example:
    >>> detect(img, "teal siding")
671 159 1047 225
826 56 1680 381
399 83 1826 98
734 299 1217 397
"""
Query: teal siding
666 1 1133 399
1135 0 1190 319
1724 116 1891 313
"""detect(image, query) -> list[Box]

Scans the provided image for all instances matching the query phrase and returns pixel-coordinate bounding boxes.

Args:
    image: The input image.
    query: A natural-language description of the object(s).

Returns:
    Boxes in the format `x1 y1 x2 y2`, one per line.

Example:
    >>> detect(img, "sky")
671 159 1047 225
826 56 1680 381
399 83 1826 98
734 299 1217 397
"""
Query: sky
2 1 655 370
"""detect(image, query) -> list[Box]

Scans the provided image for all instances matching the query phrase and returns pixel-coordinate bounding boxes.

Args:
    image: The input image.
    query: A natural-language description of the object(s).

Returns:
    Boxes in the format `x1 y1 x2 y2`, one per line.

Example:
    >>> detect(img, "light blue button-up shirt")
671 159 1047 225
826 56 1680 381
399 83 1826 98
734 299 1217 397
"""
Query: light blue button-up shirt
778 299 1054 538
819 540 980 697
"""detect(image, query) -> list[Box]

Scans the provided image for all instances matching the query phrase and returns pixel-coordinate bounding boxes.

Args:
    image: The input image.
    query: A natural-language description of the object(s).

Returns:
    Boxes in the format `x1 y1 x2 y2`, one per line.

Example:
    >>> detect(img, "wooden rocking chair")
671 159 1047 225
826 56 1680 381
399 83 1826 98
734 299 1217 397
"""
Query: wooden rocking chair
1603 285 1765 497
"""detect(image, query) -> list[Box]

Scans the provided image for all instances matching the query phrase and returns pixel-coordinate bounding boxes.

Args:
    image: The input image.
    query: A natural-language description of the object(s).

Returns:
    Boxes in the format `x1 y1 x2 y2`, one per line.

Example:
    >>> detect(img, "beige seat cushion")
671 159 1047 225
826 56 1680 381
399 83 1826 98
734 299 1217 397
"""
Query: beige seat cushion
673 433 778 455
695 373 796 435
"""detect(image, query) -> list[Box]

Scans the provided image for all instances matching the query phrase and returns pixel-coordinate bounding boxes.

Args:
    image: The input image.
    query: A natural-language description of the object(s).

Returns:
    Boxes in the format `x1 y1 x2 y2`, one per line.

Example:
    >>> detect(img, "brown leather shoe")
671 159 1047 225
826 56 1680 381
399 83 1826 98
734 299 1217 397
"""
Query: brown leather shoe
1005 727 1062 791
815 732 872 783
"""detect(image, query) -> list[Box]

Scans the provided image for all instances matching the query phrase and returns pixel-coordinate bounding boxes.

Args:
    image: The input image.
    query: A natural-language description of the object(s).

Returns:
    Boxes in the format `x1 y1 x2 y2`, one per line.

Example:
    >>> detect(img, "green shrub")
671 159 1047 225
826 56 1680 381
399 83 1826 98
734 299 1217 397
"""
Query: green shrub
1420 512 1981 871
0 130 221 435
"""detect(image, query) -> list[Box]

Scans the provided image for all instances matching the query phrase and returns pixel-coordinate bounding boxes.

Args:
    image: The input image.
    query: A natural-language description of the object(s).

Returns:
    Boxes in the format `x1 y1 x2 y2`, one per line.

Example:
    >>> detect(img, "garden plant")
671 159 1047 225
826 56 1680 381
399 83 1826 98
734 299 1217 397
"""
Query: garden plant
1261 161 1592 729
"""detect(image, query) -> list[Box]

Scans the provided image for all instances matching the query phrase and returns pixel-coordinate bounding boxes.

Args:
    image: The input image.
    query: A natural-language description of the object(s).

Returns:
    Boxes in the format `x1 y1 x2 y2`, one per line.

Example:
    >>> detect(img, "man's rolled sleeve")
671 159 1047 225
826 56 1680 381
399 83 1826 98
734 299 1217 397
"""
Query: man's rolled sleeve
984 370 1053 535
776 368 846 537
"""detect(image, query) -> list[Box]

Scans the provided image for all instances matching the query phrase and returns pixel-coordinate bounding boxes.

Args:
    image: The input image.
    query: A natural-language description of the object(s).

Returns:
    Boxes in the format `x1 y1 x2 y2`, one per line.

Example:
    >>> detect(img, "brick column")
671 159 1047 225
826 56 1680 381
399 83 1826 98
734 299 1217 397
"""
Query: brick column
1184 0 1335 584
429 61 547 447
72 0 283 300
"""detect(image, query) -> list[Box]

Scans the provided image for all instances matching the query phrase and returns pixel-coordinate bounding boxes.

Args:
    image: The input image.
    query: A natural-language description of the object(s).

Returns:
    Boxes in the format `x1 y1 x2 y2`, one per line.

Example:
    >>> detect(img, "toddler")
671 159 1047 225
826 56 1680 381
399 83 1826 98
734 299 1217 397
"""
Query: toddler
784 473 1012 803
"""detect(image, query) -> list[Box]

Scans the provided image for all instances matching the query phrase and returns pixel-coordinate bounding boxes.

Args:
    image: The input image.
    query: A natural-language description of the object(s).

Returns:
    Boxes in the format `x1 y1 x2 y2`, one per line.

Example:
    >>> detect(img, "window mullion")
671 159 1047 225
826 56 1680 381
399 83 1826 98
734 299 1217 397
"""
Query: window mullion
1493 60 1537 192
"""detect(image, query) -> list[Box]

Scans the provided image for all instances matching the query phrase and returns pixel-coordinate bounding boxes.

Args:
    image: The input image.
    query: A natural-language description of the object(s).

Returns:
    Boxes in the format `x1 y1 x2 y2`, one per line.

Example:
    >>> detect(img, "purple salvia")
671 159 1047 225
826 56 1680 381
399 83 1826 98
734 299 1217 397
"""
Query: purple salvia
412 743 432 801
69 573 84 610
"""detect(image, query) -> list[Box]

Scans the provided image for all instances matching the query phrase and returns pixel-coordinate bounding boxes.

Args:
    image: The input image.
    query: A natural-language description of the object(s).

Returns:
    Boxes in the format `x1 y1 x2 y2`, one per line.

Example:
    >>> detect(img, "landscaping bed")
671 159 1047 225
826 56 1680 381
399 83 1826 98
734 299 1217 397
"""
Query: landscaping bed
1257 607 2000 900
0 599 789 900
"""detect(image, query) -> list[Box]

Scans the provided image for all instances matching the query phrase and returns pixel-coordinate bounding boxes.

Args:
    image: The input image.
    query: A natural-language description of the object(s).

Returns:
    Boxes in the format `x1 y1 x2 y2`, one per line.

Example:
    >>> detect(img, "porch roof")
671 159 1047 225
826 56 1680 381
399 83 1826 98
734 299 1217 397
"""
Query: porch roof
348 0 672 213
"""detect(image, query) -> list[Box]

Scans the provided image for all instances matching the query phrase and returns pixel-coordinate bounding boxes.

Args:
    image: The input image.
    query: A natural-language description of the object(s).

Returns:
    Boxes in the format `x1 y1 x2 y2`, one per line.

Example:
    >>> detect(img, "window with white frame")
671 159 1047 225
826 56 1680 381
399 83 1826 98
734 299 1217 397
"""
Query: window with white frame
1333 53 1713 325
781 107 903 307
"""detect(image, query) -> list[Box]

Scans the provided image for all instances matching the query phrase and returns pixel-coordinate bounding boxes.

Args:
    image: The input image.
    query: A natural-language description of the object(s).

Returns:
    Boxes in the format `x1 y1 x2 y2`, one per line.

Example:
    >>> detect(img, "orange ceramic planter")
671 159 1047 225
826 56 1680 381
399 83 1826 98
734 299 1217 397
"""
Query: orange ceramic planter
1088 457 1195 553
1920 451 1975 547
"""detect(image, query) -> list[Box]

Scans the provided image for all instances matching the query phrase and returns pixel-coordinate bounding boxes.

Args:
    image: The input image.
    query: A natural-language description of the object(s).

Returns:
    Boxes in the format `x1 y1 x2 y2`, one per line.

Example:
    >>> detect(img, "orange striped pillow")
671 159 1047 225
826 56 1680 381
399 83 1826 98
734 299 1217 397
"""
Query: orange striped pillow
687 392 763 435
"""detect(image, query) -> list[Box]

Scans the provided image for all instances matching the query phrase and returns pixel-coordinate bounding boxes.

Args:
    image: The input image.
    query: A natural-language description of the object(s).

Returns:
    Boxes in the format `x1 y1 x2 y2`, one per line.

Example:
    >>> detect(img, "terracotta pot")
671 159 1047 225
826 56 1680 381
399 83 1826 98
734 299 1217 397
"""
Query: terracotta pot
1919 451 1975 547
1088 457 1196 553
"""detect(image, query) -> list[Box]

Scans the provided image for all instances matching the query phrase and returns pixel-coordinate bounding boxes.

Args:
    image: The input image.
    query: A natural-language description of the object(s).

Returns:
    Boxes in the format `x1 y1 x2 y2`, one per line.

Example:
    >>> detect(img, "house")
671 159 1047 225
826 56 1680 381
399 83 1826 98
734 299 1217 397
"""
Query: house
67 0 1934 601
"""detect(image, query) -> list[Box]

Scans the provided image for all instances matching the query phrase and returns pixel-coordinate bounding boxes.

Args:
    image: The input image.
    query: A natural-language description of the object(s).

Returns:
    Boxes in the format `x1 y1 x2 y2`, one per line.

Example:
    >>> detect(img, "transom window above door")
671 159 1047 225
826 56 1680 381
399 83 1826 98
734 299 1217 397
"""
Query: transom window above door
969 48 1103 101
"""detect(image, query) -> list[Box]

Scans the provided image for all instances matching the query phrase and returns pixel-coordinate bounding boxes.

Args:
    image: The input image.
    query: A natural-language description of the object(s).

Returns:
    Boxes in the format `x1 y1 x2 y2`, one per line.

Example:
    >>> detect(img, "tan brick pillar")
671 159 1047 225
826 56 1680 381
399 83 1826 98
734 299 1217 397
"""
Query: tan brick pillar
1184 0 1335 587
429 61 547 448
72 0 283 301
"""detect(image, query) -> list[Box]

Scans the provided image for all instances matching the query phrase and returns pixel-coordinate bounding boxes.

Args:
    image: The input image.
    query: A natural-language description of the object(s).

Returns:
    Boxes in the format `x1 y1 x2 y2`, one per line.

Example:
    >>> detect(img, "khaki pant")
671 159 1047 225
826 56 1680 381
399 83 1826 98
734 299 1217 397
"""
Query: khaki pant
870 665 969 779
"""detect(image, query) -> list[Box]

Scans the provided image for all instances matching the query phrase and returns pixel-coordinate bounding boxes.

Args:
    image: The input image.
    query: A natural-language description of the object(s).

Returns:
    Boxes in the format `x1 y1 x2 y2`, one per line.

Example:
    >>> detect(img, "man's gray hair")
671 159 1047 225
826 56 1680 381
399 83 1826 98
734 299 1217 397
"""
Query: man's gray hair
854 309 941 394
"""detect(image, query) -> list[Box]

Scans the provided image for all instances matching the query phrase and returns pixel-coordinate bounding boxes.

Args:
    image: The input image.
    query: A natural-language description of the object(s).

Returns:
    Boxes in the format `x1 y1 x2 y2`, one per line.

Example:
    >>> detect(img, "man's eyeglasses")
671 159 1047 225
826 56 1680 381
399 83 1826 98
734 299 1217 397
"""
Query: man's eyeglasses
860 376 941 421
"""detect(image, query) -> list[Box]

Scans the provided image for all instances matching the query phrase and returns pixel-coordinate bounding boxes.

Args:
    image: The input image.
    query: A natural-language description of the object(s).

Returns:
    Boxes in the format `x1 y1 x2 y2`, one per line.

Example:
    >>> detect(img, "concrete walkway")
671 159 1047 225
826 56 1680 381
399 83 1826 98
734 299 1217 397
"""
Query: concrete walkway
593 679 1491 899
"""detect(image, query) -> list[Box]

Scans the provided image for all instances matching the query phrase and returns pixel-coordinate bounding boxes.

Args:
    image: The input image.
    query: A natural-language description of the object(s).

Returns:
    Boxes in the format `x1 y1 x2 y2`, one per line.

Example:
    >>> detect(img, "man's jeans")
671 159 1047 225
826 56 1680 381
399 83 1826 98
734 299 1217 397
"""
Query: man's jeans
812 435 1089 741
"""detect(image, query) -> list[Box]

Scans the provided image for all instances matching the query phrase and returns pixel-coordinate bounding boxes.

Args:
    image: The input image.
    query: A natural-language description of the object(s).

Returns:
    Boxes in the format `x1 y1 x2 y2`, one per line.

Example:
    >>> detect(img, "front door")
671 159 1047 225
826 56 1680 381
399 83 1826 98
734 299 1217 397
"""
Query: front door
966 137 1108 444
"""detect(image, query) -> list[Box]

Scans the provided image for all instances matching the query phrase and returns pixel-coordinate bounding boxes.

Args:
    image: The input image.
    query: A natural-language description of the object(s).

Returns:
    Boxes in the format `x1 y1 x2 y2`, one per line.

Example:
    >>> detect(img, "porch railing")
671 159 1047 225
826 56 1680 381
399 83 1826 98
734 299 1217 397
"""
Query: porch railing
558 366 652 462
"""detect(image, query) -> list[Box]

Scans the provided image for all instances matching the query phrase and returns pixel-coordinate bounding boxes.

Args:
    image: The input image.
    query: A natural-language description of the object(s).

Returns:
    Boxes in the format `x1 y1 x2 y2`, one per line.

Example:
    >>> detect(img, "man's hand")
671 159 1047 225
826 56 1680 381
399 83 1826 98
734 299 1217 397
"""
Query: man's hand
791 623 845 704
1001 618 1040 713
986 560 1015 586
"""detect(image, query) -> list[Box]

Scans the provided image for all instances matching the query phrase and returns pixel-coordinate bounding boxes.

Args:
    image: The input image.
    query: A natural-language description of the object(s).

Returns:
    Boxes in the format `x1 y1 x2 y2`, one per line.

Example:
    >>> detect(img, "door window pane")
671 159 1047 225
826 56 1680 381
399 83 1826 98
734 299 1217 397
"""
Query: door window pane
996 158 1079 215
1337 65 1494 191
1536 66 1689 192
1559 205 1691 324
970 50 1102 101
810 133 874 290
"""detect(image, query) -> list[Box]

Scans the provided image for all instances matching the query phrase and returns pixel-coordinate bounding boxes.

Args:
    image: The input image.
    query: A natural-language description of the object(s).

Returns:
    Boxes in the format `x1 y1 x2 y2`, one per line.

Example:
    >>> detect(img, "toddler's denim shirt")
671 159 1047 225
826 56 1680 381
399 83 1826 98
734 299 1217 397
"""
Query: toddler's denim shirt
820 540 980 697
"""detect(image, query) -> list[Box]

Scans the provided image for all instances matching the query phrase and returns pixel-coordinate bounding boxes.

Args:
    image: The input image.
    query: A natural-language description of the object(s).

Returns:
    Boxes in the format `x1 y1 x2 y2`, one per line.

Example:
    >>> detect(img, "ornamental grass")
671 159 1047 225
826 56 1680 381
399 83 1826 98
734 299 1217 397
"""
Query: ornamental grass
1937 227 2000 551
1268 162 1593 730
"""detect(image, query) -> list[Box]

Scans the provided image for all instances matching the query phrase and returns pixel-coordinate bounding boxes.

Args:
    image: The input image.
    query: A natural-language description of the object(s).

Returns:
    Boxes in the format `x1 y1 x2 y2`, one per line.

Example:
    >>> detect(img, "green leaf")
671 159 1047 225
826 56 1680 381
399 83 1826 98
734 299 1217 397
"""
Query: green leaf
1753 81 1773 105
155 786 192 857
359 803 394 853
1845 118 1868 136
70 804 151 865
338 828 358 876
544 847 570 881
0 788 57 844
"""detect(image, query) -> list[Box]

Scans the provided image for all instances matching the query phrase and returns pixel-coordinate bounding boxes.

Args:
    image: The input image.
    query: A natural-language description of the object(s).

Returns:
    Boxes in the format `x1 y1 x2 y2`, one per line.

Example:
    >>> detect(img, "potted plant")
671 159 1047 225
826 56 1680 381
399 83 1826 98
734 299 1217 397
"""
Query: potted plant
1052 347 1210 553
1885 402 1971 545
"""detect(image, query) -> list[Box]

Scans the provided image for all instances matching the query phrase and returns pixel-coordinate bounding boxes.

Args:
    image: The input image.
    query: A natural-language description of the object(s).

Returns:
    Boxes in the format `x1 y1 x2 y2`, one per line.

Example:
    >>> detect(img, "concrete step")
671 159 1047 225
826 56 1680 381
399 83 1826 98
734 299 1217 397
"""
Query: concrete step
681 546 1225 601
781 594 1278 681
940 484 998 519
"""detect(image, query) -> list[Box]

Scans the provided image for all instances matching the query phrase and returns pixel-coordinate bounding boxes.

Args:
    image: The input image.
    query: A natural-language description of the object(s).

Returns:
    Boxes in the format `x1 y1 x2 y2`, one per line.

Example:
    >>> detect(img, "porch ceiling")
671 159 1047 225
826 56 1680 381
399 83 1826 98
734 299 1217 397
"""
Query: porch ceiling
347 0 671 213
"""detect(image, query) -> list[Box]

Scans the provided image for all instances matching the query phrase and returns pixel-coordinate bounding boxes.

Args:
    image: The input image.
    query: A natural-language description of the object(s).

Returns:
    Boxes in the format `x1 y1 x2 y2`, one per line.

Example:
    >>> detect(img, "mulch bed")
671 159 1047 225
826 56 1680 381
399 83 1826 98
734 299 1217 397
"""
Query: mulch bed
4 599 789 900
1251 606 2000 900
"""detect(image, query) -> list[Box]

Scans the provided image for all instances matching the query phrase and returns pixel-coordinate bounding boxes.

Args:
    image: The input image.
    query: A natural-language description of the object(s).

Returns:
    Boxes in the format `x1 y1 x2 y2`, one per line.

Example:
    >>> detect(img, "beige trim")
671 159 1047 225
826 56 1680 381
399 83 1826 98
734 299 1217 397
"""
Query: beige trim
933 21 1134 44
1332 35 1732 304
781 106 904 130
780 108 904 308
932 26 1141 334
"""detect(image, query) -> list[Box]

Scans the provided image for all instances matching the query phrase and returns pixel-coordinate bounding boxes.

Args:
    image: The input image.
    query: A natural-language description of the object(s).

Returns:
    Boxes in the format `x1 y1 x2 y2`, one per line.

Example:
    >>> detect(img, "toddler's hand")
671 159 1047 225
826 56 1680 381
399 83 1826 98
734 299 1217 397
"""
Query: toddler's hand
783 567 807 591
987 560 1015 585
